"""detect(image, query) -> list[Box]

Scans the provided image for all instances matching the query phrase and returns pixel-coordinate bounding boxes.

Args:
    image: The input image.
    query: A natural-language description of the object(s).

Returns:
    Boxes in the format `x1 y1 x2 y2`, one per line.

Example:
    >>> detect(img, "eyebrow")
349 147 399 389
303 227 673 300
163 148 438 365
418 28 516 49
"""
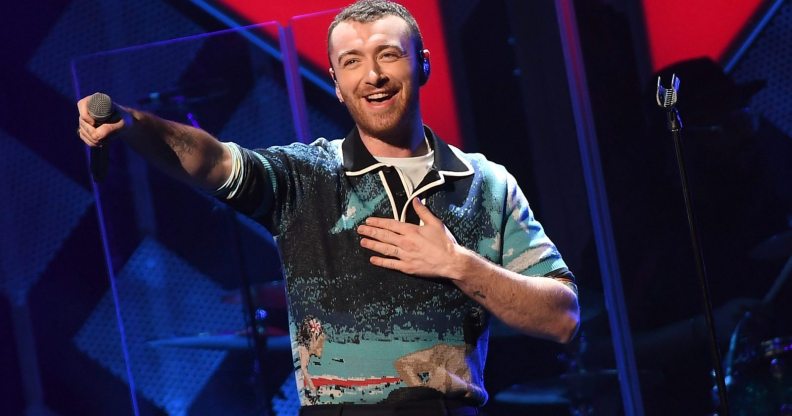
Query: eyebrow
336 50 361 65
336 44 407 65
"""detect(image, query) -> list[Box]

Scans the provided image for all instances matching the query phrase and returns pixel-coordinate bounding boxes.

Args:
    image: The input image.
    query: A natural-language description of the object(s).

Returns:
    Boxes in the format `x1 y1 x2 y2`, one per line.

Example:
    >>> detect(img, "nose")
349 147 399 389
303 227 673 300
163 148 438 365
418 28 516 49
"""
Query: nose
365 61 388 86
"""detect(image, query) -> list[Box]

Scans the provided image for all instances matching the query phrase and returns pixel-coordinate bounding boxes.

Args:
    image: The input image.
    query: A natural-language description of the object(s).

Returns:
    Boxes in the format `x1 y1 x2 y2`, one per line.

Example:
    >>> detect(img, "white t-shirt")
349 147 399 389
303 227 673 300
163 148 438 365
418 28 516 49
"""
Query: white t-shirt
373 149 434 195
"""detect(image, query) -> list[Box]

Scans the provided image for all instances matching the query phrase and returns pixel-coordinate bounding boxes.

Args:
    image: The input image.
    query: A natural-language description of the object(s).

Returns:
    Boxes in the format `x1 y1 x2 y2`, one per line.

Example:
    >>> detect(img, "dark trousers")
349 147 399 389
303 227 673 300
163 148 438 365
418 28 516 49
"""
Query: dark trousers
299 399 480 416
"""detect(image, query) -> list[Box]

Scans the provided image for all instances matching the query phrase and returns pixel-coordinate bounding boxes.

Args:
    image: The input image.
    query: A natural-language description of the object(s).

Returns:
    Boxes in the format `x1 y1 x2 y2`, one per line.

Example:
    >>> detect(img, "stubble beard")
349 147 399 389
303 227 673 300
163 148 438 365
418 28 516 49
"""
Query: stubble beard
345 88 420 145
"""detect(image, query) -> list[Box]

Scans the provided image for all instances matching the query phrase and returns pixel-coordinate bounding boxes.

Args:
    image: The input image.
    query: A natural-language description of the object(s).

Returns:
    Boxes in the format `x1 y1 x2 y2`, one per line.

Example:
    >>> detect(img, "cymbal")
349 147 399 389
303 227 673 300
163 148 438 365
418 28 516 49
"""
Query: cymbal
222 281 287 309
751 229 792 259
147 329 290 351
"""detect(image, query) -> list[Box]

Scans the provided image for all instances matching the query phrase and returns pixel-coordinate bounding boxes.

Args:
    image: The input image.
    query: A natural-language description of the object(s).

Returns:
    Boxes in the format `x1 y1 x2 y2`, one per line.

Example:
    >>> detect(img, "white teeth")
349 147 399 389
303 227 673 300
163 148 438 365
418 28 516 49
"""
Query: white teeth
366 93 390 100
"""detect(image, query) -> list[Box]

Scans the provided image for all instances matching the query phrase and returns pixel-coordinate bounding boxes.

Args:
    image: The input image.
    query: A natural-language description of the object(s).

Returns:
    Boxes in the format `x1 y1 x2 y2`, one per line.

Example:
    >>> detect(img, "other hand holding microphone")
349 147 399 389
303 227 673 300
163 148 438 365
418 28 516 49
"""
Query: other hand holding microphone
77 92 126 181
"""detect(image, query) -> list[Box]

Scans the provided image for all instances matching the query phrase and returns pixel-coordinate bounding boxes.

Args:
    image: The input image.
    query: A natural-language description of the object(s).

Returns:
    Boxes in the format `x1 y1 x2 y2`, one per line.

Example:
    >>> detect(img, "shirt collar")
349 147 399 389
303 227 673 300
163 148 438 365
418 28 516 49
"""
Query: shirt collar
342 126 473 177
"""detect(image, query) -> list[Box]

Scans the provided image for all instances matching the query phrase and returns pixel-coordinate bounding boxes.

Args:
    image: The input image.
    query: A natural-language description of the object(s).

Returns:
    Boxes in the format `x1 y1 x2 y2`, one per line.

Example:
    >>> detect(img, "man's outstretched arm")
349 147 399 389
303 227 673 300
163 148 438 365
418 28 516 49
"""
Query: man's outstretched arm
77 96 231 191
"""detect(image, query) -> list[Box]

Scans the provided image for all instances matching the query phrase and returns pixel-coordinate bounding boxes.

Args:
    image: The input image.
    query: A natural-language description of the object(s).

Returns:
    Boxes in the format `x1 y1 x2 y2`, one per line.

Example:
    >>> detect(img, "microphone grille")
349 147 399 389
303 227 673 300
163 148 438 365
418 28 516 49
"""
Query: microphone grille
87 92 113 122
663 88 677 107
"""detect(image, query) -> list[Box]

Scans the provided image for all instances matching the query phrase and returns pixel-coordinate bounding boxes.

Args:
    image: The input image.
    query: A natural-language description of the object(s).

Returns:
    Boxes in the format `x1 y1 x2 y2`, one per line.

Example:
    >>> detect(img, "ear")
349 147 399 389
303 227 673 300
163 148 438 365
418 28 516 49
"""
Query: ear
329 67 337 83
329 68 344 103
419 49 431 86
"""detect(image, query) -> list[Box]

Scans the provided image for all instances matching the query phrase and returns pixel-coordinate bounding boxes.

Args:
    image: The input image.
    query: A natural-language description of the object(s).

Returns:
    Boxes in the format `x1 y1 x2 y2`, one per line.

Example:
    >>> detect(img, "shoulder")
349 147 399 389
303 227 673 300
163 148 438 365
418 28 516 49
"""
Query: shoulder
252 138 343 169
256 137 337 157
449 144 512 185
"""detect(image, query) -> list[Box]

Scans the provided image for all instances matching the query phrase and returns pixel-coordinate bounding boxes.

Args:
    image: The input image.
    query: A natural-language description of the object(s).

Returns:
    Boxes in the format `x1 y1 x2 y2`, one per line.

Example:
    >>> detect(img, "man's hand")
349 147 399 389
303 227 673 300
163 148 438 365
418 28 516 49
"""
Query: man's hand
357 198 464 279
76 95 126 147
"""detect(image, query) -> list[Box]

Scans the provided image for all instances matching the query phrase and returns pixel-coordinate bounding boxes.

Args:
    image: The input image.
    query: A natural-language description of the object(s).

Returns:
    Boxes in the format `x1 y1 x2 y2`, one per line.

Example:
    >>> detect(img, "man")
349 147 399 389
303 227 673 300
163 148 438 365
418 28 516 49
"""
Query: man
77 1 579 414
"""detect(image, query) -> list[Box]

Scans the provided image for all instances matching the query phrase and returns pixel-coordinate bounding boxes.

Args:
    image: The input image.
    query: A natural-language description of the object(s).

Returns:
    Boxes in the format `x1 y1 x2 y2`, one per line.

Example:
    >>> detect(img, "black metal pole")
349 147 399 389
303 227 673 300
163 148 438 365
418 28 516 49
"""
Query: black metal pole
663 99 730 415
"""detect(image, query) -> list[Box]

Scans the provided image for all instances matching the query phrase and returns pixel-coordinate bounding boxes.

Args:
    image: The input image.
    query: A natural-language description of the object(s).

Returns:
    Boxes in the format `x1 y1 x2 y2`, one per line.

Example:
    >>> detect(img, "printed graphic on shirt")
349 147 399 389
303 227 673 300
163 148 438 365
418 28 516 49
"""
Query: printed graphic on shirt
292 321 483 405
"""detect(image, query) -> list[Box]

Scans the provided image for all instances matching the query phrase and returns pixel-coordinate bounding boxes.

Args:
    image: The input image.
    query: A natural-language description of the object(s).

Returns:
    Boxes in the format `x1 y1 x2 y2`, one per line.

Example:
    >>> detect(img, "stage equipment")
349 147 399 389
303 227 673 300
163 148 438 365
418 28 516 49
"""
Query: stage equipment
721 227 792 414
724 316 792 415
494 369 639 415
656 74 730 415
148 330 290 352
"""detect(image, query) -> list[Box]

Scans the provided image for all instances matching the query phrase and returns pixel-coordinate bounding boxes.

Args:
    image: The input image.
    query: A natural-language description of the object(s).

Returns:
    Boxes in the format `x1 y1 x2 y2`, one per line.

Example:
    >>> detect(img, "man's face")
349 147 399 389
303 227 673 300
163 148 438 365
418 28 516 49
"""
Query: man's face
329 15 421 140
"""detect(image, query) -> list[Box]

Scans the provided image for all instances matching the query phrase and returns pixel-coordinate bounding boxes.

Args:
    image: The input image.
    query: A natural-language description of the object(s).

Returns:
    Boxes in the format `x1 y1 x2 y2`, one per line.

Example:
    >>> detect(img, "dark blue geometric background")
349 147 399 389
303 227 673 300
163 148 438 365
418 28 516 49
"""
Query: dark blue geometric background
731 1 792 139
0 130 92 306
74 237 245 416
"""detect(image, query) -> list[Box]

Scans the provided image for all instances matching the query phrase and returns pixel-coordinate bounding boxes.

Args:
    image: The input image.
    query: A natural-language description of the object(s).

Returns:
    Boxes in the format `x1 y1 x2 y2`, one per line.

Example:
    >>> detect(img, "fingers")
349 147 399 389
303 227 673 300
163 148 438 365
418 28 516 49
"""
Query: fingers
363 200 438 231
76 95 126 147
77 118 112 147
360 237 401 258
77 118 96 143
357 223 405 245
369 255 407 273
77 96 95 125
363 216 416 234
77 96 102 147
77 122 121 147
412 198 440 225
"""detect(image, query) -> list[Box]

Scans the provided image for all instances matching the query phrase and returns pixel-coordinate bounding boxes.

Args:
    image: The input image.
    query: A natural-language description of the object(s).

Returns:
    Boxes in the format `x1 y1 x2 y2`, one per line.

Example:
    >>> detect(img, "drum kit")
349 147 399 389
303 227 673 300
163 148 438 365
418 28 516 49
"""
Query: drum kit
492 364 631 416
720 229 792 415
491 294 621 416
724 333 792 416
146 280 291 352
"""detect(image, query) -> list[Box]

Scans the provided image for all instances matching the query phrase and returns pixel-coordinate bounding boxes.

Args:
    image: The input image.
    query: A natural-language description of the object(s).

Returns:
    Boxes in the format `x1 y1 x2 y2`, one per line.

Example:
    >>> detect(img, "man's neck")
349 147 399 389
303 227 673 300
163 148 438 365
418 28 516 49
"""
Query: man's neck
358 121 428 158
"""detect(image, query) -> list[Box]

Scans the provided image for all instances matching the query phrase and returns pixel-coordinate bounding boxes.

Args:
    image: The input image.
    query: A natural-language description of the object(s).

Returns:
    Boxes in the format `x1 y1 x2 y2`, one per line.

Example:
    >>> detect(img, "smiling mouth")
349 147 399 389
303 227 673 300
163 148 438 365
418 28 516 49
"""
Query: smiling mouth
364 92 395 103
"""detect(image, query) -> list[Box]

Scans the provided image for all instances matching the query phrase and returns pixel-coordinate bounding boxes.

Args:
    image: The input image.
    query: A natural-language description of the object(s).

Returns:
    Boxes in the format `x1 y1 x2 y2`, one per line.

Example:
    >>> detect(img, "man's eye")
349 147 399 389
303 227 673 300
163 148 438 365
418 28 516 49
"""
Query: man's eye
380 52 400 60
342 58 359 67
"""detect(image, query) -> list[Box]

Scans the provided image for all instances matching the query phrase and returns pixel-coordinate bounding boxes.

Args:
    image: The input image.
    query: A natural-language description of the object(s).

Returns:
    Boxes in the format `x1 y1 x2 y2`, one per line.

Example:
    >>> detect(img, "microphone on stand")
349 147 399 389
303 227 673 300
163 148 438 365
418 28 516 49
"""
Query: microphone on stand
87 92 120 182
656 73 680 109
656 74 731 415
656 74 682 132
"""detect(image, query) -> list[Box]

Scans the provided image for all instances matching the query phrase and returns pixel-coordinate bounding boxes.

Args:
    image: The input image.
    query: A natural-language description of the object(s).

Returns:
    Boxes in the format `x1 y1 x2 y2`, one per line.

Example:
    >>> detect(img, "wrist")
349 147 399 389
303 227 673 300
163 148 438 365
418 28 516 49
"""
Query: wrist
445 245 475 282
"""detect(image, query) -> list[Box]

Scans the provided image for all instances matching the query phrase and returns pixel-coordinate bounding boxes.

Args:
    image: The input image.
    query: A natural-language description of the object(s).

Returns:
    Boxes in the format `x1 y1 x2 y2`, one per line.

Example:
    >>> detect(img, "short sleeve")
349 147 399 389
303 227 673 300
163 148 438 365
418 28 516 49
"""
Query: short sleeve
500 172 575 290
215 141 325 236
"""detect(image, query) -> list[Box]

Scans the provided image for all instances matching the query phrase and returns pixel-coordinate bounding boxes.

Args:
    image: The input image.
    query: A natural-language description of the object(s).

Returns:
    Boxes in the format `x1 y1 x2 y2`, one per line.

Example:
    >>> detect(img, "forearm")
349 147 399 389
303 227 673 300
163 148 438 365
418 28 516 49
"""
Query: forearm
120 107 231 191
448 247 580 343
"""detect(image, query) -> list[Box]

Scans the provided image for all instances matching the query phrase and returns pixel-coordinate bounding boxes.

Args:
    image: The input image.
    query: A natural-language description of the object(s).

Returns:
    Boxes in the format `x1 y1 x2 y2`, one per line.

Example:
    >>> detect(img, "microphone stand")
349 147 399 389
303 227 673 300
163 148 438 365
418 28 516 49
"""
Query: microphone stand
227 206 272 416
656 75 730 416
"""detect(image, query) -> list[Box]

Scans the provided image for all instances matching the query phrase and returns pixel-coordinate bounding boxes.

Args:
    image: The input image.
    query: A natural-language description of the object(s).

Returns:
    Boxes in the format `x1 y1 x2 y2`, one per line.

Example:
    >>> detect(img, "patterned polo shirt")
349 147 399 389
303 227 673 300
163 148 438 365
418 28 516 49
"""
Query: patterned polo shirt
218 126 573 407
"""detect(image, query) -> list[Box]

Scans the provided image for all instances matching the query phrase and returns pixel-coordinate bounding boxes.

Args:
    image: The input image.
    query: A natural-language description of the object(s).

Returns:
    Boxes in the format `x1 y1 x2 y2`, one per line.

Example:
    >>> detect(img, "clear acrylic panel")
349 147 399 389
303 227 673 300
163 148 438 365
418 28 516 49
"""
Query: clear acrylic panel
288 8 353 142
72 22 299 415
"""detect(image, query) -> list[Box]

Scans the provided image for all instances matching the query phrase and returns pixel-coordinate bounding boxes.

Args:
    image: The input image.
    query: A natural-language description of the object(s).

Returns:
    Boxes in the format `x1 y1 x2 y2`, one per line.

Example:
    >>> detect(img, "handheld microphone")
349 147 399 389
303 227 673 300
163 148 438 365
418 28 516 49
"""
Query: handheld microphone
87 92 119 182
